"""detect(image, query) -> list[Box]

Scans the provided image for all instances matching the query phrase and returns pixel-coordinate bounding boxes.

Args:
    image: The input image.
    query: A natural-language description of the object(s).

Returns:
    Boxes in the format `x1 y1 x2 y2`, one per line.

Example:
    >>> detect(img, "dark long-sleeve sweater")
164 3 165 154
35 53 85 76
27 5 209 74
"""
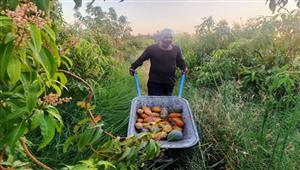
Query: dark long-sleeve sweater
131 43 186 85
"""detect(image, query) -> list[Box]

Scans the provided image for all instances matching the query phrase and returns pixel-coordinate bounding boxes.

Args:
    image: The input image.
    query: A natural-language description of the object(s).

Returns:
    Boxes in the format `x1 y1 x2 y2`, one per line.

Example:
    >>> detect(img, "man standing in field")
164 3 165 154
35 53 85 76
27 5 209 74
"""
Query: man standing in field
129 28 187 96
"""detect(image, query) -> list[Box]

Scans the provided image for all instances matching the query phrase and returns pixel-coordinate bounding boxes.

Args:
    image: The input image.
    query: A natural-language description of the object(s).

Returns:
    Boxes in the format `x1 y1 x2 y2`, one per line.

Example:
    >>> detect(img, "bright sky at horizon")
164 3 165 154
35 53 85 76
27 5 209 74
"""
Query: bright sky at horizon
59 0 298 35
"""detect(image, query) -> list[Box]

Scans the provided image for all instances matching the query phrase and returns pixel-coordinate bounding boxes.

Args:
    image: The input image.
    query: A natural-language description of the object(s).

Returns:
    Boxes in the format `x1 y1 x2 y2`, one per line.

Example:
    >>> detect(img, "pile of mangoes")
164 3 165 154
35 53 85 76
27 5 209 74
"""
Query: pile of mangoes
135 105 184 141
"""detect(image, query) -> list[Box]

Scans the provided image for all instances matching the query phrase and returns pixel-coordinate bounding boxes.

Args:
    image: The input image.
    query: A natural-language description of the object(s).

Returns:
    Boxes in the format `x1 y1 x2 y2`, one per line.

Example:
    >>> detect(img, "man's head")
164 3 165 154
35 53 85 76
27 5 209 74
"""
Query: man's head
159 28 174 47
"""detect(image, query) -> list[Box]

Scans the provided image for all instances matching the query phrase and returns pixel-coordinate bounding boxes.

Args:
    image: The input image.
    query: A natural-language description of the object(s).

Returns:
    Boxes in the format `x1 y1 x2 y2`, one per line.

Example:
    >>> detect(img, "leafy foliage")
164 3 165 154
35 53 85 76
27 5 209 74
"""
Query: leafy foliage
0 1 69 151
0 1 160 170
178 9 300 169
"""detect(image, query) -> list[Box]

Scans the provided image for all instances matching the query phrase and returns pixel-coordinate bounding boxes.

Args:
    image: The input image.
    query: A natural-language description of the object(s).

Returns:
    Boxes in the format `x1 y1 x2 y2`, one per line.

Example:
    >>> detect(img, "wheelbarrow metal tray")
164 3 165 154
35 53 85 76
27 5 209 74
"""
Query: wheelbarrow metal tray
127 96 200 148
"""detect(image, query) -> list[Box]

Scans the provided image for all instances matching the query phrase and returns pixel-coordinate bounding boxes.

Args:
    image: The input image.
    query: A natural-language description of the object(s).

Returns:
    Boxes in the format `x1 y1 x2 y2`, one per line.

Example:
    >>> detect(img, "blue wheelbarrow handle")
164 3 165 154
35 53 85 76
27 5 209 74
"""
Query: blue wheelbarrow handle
134 72 186 97
134 73 141 96
178 73 186 97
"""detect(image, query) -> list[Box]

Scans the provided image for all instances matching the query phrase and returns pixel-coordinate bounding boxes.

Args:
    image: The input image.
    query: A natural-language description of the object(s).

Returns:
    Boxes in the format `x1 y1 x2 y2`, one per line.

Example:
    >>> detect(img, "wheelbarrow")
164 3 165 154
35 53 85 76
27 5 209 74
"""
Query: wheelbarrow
127 72 199 149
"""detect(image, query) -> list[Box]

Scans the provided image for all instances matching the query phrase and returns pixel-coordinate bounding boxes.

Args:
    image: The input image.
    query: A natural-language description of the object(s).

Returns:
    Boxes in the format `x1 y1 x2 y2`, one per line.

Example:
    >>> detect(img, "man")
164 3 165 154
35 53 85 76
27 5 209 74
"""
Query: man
129 28 187 96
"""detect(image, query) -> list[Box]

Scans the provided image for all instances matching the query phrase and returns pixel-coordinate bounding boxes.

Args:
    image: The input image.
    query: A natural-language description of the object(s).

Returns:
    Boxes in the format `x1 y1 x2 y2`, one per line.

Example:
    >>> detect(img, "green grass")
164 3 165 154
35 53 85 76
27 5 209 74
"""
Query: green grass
172 80 300 170
27 63 300 170
26 65 138 169
93 65 137 136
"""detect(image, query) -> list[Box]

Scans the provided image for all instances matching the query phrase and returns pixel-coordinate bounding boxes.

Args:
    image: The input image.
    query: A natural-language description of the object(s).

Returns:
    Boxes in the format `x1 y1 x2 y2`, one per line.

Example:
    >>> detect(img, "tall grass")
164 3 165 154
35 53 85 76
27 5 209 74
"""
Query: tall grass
27 65 138 169
93 65 137 135
177 81 300 170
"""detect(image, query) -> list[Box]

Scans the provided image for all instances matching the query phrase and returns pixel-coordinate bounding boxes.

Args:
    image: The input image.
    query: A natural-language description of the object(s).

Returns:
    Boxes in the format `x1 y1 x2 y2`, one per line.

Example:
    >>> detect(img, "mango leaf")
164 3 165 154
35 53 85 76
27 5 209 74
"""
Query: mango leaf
30 109 44 130
51 84 62 95
119 147 133 161
4 33 15 44
73 0 82 10
145 139 158 160
38 115 56 150
7 54 21 83
72 165 95 170
29 24 42 53
40 48 57 78
41 28 59 58
5 121 26 147
126 146 138 160
79 159 95 168
0 16 12 28
28 24 42 68
8 0 18 9
24 80 39 112
42 25 56 42
97 161 116 169
3 107 28 122
56 72 68 89
0 43 13 81
33 0 50 12
46 106 63 125
61 55 73 69
46 106 63 132
269 0 276 13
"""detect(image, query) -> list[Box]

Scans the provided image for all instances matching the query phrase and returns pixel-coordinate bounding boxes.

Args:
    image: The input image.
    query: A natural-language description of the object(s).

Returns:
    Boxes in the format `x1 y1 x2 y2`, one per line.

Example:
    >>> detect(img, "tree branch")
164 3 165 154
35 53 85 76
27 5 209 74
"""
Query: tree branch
19 139 52 170
0 151 7 170
58 69 94 103
57 70 118 139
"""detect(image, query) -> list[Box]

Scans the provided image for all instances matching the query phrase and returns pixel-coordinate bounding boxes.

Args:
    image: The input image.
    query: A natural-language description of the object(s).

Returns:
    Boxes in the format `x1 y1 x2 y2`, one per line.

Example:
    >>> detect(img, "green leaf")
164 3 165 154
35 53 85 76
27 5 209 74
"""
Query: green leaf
97 161 116 169
28 24 42 68
70 164 93 170
119 147 132 161
40 47 57 78
7 55 21 83
51 84 62 95
8 0 18 9
145 139 158 160
46 106 63 132
0 43 13 81
3 107 28 122
29 24 42 53
42 25 56 41
56 72 68 88
269 0 276 13
77 129 94 151
73 0 83 10
33 0 50 12
4 33 15 44
61 55 73 69
46 106 63 125
24 81 39 112
63 135 77 153
30 109 44 130
89 127 103 144
5 121 26 147
38 115 56 149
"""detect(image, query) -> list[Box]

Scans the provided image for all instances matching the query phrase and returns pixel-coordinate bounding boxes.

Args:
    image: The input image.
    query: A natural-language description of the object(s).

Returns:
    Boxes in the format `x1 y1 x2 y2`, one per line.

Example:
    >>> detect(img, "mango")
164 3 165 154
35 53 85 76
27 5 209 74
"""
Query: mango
169 113 182 118
137 109 144 114
160 107 168 119
142 106 152 115
151 106 161 112
167 129 183 141
135 122 143 130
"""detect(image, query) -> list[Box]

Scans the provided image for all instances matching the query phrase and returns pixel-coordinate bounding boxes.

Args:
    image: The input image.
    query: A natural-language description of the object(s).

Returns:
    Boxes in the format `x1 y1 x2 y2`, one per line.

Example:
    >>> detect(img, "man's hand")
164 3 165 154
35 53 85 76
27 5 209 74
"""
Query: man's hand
129 67 136 76
182 68 188 74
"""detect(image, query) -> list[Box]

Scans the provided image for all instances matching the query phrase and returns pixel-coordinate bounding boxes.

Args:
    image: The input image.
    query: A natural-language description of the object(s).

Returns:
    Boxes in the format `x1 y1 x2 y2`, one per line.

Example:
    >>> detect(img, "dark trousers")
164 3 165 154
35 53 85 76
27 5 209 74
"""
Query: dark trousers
147 81 174 96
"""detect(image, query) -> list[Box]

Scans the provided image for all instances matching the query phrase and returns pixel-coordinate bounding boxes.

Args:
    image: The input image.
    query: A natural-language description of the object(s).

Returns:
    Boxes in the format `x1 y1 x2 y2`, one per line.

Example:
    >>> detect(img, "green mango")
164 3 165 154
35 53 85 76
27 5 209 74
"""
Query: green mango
167 129 183 141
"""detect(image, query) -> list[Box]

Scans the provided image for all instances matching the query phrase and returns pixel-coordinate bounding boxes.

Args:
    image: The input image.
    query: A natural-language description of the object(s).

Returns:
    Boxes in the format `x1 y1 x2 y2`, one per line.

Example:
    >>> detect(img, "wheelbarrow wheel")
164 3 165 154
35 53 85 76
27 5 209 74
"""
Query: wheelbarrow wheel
155 148 174 163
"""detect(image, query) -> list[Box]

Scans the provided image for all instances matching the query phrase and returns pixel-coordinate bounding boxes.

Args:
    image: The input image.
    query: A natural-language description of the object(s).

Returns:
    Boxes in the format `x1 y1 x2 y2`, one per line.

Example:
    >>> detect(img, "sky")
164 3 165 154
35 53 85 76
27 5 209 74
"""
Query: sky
59 0 298 35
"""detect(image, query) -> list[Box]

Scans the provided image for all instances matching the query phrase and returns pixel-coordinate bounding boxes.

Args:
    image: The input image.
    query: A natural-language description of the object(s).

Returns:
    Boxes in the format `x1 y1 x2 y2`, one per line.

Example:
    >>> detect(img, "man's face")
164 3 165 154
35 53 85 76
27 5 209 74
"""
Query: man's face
160 33 173 47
